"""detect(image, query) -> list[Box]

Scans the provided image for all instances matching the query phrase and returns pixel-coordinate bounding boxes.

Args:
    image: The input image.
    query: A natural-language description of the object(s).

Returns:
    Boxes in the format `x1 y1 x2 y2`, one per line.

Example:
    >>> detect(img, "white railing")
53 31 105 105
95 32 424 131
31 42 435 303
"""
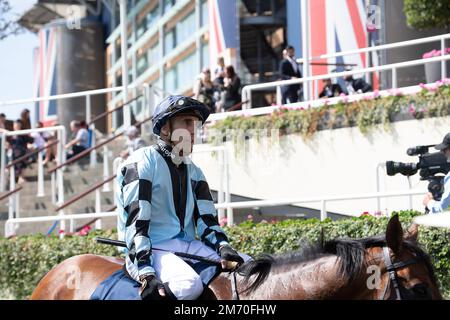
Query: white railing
215 189 428 226
297 33 450 102
4 188 428 237
239 53 450 111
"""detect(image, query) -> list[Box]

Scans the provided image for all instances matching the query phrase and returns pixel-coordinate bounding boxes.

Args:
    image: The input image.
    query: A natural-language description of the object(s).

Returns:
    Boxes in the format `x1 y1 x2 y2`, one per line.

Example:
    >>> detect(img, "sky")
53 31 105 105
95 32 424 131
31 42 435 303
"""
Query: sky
0 0 38 121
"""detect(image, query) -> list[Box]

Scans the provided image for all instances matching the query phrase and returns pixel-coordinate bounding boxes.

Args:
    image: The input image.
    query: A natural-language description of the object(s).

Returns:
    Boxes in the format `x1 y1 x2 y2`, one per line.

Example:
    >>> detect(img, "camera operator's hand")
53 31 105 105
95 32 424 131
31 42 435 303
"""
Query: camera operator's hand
423 192 433 208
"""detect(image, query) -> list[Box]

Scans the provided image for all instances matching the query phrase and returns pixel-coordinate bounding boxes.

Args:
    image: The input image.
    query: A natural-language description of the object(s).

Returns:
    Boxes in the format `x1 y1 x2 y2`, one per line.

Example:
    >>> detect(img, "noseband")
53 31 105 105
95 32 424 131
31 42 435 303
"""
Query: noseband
379 246 418 300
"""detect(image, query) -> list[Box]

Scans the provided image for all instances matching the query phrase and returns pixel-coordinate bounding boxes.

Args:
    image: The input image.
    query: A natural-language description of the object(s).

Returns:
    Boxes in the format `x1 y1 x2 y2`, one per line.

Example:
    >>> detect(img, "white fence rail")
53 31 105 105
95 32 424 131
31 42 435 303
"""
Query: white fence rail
239 53 450 112
5 188 429 237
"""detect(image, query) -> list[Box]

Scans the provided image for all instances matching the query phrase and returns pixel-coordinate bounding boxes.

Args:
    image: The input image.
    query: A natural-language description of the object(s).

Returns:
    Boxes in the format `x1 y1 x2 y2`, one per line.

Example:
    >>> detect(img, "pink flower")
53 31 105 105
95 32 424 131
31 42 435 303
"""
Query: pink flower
219 216 228 227
427 83 439 92
423 48 450 58
372 89 380 98
360 211 370 216
247 214 253 220
419 83 426 89
339 93 349 103
409 103 416 115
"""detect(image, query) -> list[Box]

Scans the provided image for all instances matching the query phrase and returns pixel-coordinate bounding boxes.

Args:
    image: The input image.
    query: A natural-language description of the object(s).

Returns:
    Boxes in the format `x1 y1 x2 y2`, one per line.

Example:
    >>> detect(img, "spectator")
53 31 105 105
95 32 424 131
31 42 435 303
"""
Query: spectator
7 119 34 184
120 125 146 159
65 120 89 159
217 65 241 112
0 113 7 131
343 73 372 95
213 56 225 86
193 68 216 113
319 78 344 98
20 109 31 130
279 45 302 104
30 122 48 150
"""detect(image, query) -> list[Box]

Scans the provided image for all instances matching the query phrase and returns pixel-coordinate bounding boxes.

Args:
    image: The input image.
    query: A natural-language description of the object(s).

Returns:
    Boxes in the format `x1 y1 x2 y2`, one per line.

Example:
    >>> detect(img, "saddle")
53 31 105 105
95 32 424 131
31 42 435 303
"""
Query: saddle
90 261 223 300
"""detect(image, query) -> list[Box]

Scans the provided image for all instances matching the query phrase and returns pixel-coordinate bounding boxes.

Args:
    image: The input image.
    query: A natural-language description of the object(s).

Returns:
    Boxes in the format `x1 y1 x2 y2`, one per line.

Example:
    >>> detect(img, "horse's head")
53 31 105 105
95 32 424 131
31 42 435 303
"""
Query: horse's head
365 214 442 300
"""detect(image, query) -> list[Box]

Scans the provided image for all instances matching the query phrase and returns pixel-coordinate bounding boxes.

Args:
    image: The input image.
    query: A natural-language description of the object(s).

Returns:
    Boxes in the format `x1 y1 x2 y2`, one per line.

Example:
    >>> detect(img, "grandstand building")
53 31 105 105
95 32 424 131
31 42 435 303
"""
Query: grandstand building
19 0 448 130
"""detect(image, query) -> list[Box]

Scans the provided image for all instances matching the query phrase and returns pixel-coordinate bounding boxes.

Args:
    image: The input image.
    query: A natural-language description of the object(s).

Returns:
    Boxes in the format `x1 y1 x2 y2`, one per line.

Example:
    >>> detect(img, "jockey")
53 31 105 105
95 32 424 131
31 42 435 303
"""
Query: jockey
116 95 249 300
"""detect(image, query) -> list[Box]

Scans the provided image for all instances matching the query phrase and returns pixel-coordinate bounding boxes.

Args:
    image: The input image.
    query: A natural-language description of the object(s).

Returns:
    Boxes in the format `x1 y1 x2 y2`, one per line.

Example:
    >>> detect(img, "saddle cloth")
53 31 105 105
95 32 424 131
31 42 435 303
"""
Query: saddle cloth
90 261 220 300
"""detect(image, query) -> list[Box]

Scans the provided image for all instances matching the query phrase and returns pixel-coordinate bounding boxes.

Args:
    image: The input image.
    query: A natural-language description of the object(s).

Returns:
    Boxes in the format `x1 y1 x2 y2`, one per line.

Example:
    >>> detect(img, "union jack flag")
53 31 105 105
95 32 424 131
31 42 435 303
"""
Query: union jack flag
308 0 380 90
208 0 238 70
33 28 58 125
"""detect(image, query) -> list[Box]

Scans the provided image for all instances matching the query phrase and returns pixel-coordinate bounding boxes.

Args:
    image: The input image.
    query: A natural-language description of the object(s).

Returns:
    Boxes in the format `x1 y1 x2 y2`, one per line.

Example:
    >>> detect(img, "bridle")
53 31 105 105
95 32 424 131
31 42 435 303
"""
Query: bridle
378 246 418 300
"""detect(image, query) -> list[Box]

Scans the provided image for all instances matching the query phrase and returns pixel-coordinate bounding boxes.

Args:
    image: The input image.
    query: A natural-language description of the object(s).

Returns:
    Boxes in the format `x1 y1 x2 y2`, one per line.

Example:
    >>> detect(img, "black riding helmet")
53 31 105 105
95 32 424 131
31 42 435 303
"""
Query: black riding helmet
152 95 210 136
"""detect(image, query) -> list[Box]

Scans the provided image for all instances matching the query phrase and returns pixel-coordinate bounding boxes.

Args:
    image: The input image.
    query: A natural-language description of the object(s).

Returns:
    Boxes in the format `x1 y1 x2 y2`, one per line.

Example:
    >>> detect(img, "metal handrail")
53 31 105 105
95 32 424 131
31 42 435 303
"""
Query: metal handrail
296 33 450 64
48 116 152 174
88 95 143 126
0 186 22 202
5 139 59 169
54 175 116 212
240 54 450 110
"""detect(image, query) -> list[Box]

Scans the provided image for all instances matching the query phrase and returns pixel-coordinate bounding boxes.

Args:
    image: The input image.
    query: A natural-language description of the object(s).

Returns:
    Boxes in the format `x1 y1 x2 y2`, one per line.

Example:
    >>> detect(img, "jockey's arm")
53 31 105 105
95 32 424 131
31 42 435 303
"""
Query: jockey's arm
193 167 230 251
118 159 155 279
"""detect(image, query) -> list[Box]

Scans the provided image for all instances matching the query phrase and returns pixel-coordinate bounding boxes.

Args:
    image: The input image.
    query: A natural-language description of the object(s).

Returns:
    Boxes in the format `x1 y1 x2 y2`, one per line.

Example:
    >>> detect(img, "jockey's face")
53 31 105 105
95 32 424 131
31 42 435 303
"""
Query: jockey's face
161 114 201 155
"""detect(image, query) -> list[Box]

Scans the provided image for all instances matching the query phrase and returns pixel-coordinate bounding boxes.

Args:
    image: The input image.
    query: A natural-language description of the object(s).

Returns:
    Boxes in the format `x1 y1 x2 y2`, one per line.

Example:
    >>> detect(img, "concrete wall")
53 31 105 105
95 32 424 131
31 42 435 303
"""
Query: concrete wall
192 116 450 217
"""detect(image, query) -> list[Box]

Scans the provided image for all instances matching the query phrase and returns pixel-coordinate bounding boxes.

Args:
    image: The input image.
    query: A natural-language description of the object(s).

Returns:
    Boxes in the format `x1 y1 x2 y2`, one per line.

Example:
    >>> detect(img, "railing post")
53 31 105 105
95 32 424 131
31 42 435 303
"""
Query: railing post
51 172 56 204
320 199 327 221
218 149 225 222
8 167 15 223
276 86 282 106
113 157 124 243
5 220 13 238
37 151 45 197
0 132 5 192
14 190 20 232
441 37 447 80
392 67 397 89
56 129 65 236
225 148 233 227
90 123 97 168
95 188 102 230
102 145 111 192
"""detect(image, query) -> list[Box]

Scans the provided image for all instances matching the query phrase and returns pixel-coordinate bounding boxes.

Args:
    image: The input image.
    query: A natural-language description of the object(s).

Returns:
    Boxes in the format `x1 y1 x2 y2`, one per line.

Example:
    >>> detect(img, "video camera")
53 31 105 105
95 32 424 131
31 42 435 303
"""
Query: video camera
386 145 450 201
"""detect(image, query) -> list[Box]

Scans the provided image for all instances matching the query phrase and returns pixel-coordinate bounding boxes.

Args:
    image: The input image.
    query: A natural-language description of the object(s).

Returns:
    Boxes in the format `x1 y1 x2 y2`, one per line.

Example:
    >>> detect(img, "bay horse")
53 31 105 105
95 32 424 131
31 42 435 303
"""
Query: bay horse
30 215 442 300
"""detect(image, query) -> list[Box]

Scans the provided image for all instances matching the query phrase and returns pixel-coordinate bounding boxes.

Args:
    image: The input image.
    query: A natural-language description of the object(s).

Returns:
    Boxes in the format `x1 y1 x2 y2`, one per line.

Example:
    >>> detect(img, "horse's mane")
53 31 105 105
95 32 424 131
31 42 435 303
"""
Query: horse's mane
237 235 437 294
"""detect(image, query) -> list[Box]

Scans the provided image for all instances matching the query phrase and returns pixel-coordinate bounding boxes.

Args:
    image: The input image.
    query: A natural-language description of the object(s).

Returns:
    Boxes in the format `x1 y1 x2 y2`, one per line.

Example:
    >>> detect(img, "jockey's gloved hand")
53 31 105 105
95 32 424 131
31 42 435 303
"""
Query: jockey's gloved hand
219 244 244 270
139 273 166 300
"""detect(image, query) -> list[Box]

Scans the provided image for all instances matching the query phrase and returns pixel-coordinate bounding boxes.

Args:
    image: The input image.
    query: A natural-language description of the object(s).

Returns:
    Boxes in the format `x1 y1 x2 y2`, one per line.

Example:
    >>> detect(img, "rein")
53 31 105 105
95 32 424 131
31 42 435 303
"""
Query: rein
379 246 418 300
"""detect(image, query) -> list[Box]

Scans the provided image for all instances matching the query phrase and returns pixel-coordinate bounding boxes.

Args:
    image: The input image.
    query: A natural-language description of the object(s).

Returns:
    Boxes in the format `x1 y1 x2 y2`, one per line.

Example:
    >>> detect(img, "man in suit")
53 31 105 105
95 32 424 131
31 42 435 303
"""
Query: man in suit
319 78 344 98
279 46 302 104
343 74 372 95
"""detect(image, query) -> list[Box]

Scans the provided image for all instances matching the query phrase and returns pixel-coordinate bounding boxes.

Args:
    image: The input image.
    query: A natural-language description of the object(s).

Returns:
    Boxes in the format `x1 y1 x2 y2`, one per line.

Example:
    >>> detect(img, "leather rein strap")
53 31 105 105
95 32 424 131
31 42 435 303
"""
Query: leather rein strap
379 246 418 300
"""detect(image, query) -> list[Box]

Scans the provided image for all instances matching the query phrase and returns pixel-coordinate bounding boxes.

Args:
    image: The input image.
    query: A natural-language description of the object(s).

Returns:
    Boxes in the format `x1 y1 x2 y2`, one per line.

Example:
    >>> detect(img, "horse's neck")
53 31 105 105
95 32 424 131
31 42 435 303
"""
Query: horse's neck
242 255 365 300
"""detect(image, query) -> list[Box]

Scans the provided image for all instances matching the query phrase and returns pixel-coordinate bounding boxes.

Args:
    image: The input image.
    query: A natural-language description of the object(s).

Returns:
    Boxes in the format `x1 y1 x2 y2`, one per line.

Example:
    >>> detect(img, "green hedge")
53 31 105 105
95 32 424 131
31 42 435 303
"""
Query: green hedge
1 210 449 299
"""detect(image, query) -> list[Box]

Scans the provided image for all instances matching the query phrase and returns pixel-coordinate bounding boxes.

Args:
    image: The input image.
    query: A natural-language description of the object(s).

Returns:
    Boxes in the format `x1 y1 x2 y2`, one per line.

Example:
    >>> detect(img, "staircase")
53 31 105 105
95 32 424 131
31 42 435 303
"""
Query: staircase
239 0 286 106
0 136 129 237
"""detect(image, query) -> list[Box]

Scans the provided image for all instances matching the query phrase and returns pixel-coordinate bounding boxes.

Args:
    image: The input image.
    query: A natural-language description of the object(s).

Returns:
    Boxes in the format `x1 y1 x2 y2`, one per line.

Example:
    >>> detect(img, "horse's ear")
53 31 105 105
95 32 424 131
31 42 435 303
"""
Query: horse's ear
386 214 403 254
405 223 419 242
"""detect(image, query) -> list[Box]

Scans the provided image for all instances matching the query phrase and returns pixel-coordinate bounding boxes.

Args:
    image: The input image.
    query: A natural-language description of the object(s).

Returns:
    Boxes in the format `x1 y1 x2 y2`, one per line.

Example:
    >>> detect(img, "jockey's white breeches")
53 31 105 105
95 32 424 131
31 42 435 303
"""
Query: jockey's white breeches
151 238 250 300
